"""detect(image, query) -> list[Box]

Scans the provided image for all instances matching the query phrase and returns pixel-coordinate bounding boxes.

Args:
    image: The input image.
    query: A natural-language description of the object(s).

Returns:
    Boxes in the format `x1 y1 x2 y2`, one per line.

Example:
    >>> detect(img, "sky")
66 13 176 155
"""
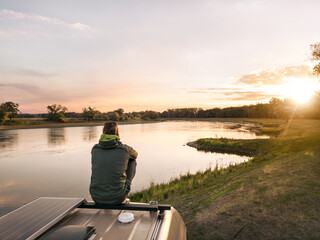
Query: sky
0 0 320 113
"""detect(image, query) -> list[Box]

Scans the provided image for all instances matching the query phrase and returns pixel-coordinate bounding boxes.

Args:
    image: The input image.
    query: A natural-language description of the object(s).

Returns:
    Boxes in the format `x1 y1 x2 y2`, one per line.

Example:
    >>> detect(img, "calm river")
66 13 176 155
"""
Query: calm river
0 120 266 216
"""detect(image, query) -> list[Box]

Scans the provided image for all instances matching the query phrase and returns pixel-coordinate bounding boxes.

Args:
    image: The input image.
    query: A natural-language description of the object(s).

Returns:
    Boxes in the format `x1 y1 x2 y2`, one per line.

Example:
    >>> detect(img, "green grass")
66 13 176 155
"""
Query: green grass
257 126 283 134
130 119 320 239
188 138 269 156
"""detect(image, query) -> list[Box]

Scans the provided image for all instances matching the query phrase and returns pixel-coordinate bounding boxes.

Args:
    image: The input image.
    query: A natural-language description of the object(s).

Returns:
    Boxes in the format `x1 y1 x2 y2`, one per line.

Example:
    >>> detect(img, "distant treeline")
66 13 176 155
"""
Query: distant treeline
0 102 160 124
2 93 320 125
17 109 159 121
160 95 320 119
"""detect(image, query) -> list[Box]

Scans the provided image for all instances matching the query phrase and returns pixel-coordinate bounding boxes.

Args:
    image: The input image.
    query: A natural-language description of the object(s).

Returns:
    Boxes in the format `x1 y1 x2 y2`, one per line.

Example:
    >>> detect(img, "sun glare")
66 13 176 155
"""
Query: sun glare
281 77 320 103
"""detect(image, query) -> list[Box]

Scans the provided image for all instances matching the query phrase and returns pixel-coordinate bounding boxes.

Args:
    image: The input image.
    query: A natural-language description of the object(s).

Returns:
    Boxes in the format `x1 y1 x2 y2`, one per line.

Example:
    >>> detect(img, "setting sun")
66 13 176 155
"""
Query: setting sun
281 77 320 103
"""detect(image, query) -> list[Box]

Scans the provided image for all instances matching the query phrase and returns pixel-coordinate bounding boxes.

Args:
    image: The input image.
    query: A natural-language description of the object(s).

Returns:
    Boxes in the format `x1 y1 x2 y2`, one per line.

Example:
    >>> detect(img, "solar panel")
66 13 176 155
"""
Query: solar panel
0 197 85 240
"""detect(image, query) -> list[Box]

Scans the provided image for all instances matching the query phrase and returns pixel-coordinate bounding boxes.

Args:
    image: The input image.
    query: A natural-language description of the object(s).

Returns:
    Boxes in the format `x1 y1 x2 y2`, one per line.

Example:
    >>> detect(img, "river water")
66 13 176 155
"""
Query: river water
0 120 266 216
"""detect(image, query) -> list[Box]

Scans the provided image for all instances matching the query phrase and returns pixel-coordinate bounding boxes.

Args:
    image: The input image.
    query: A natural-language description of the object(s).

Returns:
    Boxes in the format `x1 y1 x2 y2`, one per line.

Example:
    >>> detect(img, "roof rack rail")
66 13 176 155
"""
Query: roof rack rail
78 202 171 212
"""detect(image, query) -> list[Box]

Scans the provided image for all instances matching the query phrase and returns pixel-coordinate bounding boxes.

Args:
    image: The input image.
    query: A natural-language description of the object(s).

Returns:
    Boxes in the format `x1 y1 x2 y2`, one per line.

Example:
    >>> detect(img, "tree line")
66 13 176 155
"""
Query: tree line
47 105 160 123
160 95 320 119
0 103 160 124
1 93 320 125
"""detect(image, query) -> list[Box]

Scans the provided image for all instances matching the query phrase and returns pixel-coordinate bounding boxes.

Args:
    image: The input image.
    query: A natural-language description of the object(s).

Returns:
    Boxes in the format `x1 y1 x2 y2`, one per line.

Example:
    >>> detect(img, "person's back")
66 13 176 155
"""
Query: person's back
90 122 137 204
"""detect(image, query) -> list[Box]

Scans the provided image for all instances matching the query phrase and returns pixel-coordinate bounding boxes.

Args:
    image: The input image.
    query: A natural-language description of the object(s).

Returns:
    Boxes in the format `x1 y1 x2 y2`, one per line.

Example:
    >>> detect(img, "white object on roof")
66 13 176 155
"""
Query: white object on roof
118 212 134 223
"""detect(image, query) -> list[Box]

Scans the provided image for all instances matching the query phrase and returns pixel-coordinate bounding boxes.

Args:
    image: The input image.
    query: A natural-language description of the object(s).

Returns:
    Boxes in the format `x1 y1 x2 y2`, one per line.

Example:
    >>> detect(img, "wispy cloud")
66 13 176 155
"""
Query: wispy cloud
0 28 26 39
221 91 280 101
0 82 68 107
0 82 42 95
190 87 243 93
189 87 280 101
237 65 312 86
0 67 57 77
0 9 92 32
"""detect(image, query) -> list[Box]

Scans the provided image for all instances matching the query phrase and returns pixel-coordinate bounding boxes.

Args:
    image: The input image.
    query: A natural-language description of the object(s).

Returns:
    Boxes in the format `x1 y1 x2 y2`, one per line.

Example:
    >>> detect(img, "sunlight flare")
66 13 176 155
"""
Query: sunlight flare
280 77 319 103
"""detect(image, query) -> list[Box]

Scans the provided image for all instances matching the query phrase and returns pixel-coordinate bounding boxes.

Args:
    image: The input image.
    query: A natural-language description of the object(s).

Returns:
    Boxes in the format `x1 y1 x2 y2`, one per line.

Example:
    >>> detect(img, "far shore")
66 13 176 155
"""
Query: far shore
0 117 292 133
0 119 161 131
0 117 301 135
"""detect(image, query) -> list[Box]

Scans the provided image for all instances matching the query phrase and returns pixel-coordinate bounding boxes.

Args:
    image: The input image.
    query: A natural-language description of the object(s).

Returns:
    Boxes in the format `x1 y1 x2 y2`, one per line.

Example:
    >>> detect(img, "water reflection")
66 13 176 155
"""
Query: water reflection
47 128 66 146
82 127 98 141
0 131 18 150
0 180 26 216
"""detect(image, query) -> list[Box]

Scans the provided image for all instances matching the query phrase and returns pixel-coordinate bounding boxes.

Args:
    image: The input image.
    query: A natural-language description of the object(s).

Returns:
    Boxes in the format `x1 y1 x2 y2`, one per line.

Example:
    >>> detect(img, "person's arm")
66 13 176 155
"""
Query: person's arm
127 146 138 161
123 144 138 161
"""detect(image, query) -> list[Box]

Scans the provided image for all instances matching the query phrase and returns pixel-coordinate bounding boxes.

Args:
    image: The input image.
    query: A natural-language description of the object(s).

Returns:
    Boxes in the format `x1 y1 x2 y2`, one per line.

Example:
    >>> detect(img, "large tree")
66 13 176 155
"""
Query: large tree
0 104 9 124
311 42 320 77
82 107 100 121
3 102 20 120
46 104 68 122
115 108 124 116
108 112 120 121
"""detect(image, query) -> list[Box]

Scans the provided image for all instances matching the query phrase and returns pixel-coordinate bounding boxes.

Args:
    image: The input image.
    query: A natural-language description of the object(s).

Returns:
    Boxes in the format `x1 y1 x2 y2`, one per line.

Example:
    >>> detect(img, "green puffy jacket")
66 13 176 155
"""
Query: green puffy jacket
90 134 138 204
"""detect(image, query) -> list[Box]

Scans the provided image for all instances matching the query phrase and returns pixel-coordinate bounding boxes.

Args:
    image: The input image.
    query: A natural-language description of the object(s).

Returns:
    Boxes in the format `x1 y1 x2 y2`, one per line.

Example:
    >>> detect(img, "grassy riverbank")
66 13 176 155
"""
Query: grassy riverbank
130 119 320 239
0 118 160 130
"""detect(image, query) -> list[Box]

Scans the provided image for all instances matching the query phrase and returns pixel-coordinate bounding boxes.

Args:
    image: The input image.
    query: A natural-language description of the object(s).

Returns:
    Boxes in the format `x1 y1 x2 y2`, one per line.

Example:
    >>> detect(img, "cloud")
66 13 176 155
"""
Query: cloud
15 69 57 77
0 82 42 95
70 23 91 31
0 9 92 32
190 87 243 93
221 91 280 101
237 65 312 86
189 87 280 101
0 29 26 39
0 82 67 106
0 67 57 77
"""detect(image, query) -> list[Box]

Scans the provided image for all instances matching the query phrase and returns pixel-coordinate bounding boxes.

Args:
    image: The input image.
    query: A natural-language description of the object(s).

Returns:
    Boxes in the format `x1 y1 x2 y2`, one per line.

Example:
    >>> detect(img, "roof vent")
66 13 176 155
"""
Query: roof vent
118 212 134 223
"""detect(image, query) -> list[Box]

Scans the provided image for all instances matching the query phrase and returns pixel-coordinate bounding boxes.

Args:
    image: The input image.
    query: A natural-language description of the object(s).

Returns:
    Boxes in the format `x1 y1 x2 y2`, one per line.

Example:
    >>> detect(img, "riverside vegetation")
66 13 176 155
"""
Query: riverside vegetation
1 91 320 129
130 119 320 239
0 118 160 130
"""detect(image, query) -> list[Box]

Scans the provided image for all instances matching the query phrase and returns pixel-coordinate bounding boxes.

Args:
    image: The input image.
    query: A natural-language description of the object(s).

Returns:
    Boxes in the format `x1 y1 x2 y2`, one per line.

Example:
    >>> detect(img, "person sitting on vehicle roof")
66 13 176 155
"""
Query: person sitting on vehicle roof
90 121 138 205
